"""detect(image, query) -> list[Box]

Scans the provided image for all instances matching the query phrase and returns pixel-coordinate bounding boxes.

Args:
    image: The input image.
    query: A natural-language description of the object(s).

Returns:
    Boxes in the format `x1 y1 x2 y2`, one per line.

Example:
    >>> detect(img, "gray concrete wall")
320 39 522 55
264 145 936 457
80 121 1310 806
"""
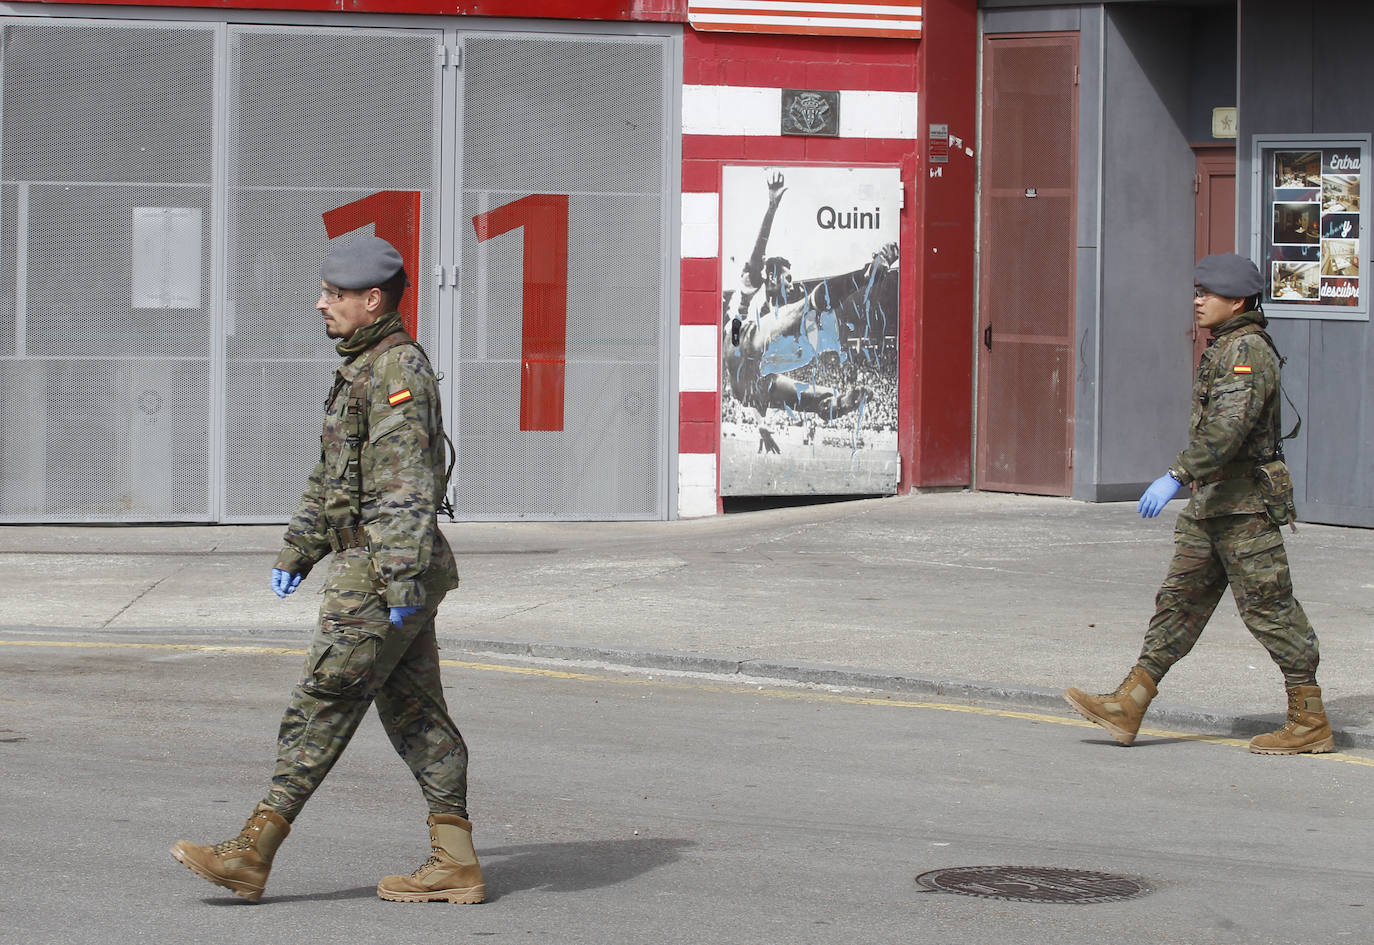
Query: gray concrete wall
1093 7 1200 497
1186 6 1236 144
1072 8 1105 498
980 5 1081 32
1239 0 1374 526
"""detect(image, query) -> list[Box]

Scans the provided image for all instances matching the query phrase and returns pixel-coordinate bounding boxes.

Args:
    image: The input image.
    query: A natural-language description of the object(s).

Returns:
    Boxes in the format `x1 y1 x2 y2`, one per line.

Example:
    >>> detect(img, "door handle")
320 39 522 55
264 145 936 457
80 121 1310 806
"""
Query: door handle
983 324 992 350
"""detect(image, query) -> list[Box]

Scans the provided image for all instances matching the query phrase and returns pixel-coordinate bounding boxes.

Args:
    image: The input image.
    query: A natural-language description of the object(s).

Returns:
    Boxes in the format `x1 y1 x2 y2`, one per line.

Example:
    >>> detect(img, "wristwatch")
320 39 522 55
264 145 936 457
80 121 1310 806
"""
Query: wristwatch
1166 466 1189 486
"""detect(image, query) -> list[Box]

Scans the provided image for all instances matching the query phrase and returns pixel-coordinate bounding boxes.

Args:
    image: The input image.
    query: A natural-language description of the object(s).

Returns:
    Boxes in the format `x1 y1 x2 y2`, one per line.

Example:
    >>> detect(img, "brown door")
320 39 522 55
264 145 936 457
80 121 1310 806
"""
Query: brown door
1193 147 1237 364
976 33 1079 495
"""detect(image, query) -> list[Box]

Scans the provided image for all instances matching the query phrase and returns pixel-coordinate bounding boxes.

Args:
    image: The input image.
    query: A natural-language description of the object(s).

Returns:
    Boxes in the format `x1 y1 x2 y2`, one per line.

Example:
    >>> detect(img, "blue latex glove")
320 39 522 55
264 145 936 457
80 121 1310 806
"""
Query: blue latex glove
1138 474 1182 519
271 568 303 598
389 605 421 627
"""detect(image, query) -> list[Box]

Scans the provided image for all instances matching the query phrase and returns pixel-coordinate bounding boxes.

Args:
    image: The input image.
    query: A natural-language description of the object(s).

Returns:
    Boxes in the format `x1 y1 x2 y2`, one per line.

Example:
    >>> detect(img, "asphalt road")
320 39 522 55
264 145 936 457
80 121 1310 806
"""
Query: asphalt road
4 631 1373 945
8 492 1374 744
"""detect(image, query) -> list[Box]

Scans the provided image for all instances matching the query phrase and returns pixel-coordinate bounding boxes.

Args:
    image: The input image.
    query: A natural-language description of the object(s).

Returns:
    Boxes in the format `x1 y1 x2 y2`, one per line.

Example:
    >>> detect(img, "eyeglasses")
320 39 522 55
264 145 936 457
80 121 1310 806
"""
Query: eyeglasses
319 286 346 302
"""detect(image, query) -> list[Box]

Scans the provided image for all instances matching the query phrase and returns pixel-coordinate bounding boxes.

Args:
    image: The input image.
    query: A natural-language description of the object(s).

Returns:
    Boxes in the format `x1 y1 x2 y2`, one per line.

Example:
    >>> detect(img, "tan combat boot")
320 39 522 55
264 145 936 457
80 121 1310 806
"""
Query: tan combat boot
170 803 291 903
377 813 486 904
1063 665 1158 746
1249 685 1335 755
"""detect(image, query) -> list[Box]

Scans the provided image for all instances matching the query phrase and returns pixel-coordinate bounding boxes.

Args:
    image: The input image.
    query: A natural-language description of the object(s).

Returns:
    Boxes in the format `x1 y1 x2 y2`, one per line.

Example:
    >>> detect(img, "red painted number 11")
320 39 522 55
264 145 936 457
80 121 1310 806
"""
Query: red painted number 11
473 195 569 432
323 191 422 338
324 191 569 433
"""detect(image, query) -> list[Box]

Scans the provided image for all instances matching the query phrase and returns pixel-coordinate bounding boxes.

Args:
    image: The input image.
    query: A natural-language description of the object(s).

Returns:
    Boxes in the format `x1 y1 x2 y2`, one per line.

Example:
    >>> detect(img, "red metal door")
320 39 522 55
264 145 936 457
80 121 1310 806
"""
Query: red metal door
1193 147 1236 365
976 33 1079 496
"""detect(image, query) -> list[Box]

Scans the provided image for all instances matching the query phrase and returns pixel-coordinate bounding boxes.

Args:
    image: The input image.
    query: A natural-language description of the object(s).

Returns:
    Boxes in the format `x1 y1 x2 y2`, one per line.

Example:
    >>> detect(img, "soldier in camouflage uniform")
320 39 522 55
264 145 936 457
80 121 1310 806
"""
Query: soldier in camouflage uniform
1064 253 1330 755
171 235 485 904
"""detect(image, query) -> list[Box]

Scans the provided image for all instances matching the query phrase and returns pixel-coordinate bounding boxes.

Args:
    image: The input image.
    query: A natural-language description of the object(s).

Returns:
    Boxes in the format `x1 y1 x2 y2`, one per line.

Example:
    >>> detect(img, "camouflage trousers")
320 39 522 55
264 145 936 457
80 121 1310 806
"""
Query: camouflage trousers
1138 511 1319 687
264 565 468 823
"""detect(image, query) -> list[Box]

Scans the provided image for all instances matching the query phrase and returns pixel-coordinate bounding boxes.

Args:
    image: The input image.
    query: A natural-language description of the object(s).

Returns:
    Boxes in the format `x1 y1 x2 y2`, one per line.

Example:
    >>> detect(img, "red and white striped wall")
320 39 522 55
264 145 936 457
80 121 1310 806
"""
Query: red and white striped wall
675 29 920 517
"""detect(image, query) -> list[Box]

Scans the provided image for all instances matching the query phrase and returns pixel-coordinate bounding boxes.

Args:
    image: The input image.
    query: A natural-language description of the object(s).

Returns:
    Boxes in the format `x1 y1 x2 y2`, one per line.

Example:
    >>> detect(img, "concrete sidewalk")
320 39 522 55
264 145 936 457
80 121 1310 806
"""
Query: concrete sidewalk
3 491 1373 747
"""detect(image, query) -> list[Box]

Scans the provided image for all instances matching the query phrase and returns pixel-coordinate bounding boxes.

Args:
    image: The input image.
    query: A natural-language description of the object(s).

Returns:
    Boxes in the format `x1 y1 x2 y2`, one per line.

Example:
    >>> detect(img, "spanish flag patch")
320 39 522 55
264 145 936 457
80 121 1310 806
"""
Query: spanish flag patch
388 388 413 406
1233 365 1253 374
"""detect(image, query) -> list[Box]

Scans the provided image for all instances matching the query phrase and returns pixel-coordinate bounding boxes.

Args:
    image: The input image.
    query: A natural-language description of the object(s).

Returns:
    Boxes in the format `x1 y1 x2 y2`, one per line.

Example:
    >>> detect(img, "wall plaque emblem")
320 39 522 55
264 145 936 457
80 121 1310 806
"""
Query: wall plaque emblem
781 89 840 137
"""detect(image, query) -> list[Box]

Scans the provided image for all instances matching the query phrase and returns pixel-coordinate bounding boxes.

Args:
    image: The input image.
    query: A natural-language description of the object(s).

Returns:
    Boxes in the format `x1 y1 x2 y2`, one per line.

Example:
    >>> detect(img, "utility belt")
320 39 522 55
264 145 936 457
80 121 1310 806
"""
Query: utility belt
327 524 369 553
1193 460 1259 486
1193 458 1298 531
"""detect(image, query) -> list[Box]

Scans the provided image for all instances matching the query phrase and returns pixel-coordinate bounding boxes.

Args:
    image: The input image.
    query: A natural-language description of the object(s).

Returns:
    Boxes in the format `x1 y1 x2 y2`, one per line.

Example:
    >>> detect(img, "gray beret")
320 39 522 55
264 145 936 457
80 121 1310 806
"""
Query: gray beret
321 235 410 290
1194 253 1263 298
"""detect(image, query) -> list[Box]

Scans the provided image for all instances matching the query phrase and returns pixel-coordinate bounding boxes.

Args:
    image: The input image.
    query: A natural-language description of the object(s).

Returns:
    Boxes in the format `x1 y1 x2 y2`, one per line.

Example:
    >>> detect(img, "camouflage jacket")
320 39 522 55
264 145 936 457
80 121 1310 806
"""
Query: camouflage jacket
1169 310 1282 519
274 317 459 607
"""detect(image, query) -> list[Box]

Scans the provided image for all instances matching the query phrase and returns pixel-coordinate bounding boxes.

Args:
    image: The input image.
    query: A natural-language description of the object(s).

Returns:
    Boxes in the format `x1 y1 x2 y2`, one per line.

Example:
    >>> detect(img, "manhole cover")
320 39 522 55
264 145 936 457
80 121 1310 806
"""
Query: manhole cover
915 866 1149 904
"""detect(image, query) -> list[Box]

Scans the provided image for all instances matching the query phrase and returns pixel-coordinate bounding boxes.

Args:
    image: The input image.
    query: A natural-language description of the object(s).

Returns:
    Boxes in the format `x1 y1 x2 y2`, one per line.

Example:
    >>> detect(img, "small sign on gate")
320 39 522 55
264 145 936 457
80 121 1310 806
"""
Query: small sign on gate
928 123 950 164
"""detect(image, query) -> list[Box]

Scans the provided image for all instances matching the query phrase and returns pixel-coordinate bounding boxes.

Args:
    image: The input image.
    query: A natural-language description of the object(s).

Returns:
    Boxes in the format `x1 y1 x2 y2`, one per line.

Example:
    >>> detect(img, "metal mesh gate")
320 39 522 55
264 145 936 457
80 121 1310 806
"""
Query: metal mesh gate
1 17 670 522
223 26 440 521
1 22 216 520
458 35 669 520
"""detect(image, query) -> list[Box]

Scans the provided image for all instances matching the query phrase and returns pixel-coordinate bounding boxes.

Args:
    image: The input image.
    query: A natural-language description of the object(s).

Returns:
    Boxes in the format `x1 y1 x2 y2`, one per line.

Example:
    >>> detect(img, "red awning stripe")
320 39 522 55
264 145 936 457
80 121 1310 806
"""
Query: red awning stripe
693 9 920 22
688 1 921 35
690 20 921 37
693 0 921 8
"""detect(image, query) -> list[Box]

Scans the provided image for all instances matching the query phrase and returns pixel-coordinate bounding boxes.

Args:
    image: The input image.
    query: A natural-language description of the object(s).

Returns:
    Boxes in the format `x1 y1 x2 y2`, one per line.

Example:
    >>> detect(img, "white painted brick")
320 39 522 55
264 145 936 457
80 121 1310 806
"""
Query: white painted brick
679 322 718 359
678 324 720 393
684 85 781 136
681 222 718 259
677 484 719 518
681 84 720 135
678 451 717 488
678 453 719 518
681 191 719 226
679 354 718 393
680 192 720 258
837 90 918 140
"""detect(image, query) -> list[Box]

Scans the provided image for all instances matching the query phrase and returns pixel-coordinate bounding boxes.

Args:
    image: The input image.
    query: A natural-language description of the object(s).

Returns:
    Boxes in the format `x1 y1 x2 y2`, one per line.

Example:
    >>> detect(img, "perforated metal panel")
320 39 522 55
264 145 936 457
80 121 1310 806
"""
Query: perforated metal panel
0 22 215 520
977 33 1078 497
222 26 440 521
459 35 669 519
1 18 670 523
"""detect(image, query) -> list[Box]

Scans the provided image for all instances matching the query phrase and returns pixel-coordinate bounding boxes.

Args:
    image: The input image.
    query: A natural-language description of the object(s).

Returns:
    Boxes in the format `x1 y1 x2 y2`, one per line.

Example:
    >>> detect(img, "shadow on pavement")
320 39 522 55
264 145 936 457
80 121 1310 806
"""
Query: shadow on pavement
480 838 696 899
205 885 379 905
198 838 694 905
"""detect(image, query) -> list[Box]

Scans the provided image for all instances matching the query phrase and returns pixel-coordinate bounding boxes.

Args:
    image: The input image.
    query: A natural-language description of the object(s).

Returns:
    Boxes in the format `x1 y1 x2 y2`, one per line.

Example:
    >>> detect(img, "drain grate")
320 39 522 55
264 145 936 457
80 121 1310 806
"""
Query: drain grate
915 866 1149 904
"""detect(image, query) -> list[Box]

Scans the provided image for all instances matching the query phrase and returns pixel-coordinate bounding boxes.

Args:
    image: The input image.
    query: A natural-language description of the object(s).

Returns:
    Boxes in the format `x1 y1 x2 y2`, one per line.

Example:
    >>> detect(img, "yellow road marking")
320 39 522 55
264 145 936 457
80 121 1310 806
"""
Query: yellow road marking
5 638 1373 767
0 639 307 656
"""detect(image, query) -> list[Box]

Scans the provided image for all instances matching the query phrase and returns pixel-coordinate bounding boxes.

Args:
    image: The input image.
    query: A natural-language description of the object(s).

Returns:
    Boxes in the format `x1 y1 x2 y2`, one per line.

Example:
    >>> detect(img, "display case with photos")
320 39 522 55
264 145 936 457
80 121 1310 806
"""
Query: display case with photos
1253 134 1369 320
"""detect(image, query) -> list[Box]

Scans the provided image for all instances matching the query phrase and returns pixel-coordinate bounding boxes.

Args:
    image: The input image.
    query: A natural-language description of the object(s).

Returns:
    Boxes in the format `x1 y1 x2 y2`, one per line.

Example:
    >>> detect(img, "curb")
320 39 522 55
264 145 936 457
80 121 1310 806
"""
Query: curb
448 637 1374 753
4 624 1368 752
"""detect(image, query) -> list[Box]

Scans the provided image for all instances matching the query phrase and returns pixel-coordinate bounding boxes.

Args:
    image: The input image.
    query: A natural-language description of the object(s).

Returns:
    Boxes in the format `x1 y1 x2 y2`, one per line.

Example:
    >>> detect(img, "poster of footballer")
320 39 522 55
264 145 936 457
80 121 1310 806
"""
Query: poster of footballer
719 165 903 496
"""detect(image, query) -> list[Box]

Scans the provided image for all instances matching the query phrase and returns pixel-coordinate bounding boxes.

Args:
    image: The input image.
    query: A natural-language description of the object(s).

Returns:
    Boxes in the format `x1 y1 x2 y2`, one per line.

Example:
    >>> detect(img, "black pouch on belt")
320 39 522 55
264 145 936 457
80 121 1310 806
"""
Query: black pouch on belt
1254 459 1297 531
